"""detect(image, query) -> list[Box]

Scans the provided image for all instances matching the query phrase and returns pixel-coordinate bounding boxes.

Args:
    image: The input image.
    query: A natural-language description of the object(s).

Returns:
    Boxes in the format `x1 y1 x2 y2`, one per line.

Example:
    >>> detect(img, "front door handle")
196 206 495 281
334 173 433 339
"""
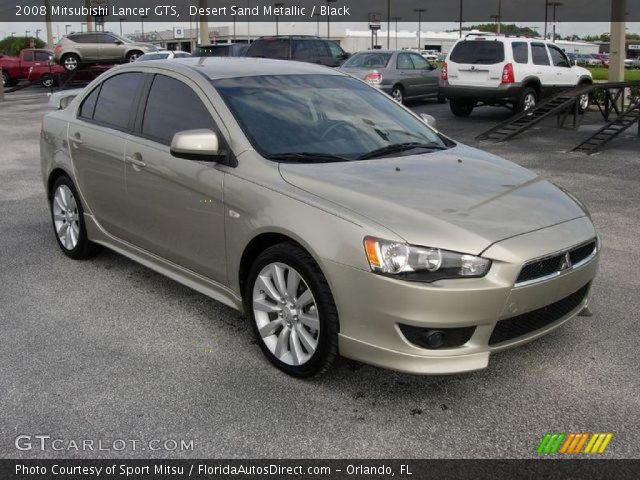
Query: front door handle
125 154 146 169
69 133 83 146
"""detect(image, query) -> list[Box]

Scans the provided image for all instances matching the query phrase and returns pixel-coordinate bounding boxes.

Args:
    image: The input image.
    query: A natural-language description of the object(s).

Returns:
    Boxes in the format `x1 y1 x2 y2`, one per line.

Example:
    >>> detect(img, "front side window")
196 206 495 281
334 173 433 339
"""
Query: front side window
397 53 414 70
35 51 51 61
142 75 215 145
92 73 144 130
326 41 345 59
512 42 529 64
213 74 448 161
409 53 430 70
292 40 317 60
22 50 34 61
248 39 289 59
531 43 551 66
548 45 570 67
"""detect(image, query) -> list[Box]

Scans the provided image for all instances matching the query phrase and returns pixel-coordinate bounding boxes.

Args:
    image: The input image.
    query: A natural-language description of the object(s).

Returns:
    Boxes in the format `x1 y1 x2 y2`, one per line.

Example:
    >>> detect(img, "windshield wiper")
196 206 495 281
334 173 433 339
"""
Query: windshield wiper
358 142 448 160
268 152 350 163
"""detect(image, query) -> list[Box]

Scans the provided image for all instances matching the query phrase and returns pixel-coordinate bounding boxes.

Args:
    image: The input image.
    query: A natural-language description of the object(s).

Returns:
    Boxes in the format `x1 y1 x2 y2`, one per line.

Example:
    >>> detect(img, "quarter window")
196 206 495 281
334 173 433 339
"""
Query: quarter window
92 73 144 130
78 86 100 119
531 43 551 66
512 42 529 64
142 75 215 145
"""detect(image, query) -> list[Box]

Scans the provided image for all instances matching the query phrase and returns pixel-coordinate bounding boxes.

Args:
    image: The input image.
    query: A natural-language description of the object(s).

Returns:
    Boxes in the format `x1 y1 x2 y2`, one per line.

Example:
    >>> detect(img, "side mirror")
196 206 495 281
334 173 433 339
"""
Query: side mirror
115 40 123 45
170 129 223 161
420 113 437 129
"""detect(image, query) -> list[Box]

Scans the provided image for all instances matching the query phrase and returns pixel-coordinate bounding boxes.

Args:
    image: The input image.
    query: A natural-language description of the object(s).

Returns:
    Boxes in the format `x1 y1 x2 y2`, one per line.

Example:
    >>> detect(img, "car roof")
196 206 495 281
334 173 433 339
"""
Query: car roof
115 57 344 80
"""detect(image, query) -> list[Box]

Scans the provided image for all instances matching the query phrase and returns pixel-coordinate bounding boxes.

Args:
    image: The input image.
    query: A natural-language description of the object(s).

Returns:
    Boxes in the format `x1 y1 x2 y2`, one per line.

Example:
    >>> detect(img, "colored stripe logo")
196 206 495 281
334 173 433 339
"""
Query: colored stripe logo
537 433 613 455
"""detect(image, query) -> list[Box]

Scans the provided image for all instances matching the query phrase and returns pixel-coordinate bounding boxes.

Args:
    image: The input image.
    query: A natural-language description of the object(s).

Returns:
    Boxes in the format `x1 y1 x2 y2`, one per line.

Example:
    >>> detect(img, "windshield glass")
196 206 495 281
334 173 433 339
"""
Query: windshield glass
213 74 448 161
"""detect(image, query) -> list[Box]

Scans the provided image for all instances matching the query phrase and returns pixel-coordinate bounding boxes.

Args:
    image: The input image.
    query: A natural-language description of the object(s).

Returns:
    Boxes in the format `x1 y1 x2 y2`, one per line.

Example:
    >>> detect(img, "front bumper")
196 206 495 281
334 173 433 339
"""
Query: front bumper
323 216 598 375
440 80 524 102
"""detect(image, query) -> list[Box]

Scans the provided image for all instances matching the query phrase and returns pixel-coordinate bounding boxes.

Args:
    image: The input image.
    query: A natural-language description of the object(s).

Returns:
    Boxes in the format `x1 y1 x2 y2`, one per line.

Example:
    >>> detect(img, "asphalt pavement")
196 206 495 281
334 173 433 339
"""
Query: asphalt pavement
1 88 638 459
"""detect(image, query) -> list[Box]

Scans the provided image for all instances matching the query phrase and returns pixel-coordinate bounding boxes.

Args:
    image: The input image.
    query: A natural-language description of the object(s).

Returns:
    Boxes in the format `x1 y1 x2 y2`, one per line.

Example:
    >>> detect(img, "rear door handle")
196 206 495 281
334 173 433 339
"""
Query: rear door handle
69 133 83 147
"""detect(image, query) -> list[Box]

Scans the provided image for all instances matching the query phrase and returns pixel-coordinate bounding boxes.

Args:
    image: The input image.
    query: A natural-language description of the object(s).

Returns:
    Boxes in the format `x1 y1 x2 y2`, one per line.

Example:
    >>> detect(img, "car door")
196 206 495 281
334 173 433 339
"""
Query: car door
68 72 145 238
530 42 555 95
547 44 576 87
97 33 123 62
74 33 100 62
395 52 420 97
121 73 227 283
408 52 439 97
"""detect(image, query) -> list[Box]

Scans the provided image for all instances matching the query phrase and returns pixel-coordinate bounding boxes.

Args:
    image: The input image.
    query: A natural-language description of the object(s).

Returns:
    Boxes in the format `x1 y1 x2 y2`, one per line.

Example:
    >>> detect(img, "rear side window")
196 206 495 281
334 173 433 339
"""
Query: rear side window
69 34 94 44
93 73 144 130
142 75 215 145
531 43 550 66
247 39 289 59
79 86 100 119
343 52 391 68
512 42 529 64
450 40 505 64
292 40 317 61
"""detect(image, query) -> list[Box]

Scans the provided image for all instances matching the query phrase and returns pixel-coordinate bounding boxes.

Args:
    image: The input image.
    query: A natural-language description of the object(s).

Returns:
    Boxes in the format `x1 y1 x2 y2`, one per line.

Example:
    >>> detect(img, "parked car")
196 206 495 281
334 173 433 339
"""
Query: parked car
420 50 440 61
440 34 593 116
0 48 62 87
136 50 192 61
53 32 160 71
625 57 640 69
246 36 349 67
192 43 249 57
41 58 599 377
339 50 445 104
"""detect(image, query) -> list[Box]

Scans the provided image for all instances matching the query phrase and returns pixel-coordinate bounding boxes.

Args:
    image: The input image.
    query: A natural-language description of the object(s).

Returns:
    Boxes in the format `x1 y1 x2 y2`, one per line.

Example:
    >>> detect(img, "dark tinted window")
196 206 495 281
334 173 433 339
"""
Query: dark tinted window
450 40 505 64
292 40 318 60
409 53 430 69
247 38 289 59
512 42 529 64
97 34 117 43
142 75 214 145
35 50 51 61
22 50 34 61
342 52 391 68
326 41 345 59
548 44 570 67
70 34 97 44
93 73 143 129
79 86 100 119
531 43 550 65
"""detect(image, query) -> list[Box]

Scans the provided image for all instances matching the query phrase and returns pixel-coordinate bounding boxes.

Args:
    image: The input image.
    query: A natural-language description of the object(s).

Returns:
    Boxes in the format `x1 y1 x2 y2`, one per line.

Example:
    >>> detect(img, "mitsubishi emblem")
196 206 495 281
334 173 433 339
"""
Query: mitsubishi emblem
559 252 572 271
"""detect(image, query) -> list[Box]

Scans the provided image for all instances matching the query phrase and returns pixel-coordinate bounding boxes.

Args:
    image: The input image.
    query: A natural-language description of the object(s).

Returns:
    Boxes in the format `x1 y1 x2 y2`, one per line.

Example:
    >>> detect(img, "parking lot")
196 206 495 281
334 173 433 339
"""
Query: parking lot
1 87 639 459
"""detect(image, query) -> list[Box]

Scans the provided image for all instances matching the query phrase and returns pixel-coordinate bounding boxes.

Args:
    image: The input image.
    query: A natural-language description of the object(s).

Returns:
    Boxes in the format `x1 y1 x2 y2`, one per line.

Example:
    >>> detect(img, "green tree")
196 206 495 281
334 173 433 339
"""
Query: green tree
0 36 46 56
451 24 539 37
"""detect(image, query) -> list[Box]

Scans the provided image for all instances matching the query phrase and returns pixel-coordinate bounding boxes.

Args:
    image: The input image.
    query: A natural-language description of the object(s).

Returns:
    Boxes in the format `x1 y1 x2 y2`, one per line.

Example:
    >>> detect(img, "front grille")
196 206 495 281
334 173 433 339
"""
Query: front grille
489 283 590 345
516 240 597 284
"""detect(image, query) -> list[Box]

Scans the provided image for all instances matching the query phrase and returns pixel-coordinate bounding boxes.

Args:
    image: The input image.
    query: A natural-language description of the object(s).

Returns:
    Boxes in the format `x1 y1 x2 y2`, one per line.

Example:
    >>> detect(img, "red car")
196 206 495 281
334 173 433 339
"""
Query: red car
0 48 64 87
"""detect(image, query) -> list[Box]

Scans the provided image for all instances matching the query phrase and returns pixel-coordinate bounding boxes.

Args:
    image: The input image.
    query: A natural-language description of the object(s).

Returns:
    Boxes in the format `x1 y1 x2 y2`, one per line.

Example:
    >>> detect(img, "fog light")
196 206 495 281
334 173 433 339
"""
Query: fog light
424 330 445 348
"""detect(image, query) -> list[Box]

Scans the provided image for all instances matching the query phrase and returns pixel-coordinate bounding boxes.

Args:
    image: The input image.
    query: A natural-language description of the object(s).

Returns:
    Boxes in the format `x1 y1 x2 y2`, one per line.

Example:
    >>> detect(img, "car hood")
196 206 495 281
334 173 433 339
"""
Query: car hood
278 144 586 255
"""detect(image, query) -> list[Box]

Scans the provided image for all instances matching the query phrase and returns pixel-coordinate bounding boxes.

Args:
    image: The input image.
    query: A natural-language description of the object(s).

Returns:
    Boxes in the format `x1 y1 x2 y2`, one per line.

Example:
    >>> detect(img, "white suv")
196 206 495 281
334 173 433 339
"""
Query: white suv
440 34 593 117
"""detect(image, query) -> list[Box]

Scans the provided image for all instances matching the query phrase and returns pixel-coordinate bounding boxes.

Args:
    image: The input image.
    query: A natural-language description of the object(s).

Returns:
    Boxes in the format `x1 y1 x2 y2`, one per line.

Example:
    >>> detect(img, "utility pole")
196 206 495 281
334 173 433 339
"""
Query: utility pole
119 18 125 37
44 0 53 46
459 0 463 38
414 8 426 50
199 0 209 46
274 2 284 36
386 0 391 49
496 0 502 34
326 0 337 39
549 2 562 40
544 0 549 39
391 17 401 49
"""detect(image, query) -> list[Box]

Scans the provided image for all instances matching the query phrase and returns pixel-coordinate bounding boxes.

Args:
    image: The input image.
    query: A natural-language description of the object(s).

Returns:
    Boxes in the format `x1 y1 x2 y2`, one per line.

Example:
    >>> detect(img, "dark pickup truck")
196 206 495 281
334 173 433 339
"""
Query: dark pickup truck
0 48 63 87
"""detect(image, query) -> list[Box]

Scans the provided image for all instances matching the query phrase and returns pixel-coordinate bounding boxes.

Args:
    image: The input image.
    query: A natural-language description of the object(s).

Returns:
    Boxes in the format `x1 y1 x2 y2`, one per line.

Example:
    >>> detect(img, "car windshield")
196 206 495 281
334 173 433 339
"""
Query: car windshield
213 74 449 162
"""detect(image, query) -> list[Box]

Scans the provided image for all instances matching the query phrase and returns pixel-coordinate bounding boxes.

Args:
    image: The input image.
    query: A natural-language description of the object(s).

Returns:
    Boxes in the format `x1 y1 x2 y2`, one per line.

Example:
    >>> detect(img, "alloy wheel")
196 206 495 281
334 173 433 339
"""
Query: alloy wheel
252 262 320 366
523 92 537 111
392 88 403 103
64 56 78 71
52 184 80 250
41 76 54 88
579 93 590 111
129 53 140 62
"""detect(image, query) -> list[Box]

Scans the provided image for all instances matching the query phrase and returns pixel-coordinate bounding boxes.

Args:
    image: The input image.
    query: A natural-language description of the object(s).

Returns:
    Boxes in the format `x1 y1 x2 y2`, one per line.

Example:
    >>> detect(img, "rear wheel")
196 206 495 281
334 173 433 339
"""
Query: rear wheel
516 87 538 113
49 176 100 259
40 73 55 88
2 70 10 87
61 54 79 72
245 243 339 377
126 51 143 62
391 85 404 104
449 99 475 117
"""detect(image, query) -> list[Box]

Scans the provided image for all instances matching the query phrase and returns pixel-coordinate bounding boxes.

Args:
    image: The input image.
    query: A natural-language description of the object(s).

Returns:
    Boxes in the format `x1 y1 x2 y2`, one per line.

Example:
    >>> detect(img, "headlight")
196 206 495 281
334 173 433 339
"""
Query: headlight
364 236 491 282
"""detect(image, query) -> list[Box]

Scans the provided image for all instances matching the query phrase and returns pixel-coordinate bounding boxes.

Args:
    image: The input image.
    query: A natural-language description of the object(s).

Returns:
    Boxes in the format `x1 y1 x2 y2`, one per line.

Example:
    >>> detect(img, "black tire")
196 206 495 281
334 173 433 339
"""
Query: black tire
49 175 100 260
577 84 591 114
61 53 80 72
391 85 404 104
437 93 447 104
40 73 55 88
126 51 143 62
244 242 339 377
449 99 475 117
516 87 538 113
2 70 10 88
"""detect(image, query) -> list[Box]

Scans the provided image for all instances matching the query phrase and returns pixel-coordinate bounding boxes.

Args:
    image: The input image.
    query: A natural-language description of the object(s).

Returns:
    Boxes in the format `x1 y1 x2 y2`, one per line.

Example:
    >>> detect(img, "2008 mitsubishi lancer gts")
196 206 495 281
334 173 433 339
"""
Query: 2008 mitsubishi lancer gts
40 57 599 377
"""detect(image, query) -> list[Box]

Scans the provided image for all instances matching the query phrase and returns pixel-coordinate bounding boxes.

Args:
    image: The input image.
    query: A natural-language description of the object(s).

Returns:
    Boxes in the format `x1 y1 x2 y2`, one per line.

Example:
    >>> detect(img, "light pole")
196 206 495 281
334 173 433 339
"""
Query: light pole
80 23 86 33
459 0 464 38
386 0 391 49
274 3 284 36
496 0 502 34
490 14 500 33
65 24 71 35
140 15 147 41
413 8 426 50
35 29 41 40
233 14 237 42
25 30 30 38
119 18 126 37
326 0 337 39
550 2 562 40
544 0 549 39
391 16 401 50
314 13 321 36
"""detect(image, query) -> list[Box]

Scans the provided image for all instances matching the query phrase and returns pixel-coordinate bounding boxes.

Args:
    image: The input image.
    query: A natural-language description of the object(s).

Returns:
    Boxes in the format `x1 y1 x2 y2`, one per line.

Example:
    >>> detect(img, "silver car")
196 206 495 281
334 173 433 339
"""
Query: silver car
339 50 445 104
41 58 599 377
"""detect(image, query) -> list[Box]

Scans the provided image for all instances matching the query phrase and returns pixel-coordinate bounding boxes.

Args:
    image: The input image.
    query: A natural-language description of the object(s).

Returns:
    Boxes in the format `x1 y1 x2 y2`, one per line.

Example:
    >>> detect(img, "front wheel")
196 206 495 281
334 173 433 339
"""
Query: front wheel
391 85 404 104
578 91 590 113
516 87 538 113
2 70 11 87
126 51 143 62
40 74 55 88
49 176 100 259
61 54 80 72
246 243 339 377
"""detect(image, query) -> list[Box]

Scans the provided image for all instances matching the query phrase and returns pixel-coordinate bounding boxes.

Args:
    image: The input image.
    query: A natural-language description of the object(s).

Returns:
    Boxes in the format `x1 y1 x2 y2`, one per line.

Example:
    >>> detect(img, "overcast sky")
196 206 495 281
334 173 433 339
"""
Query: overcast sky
1 21 638 41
